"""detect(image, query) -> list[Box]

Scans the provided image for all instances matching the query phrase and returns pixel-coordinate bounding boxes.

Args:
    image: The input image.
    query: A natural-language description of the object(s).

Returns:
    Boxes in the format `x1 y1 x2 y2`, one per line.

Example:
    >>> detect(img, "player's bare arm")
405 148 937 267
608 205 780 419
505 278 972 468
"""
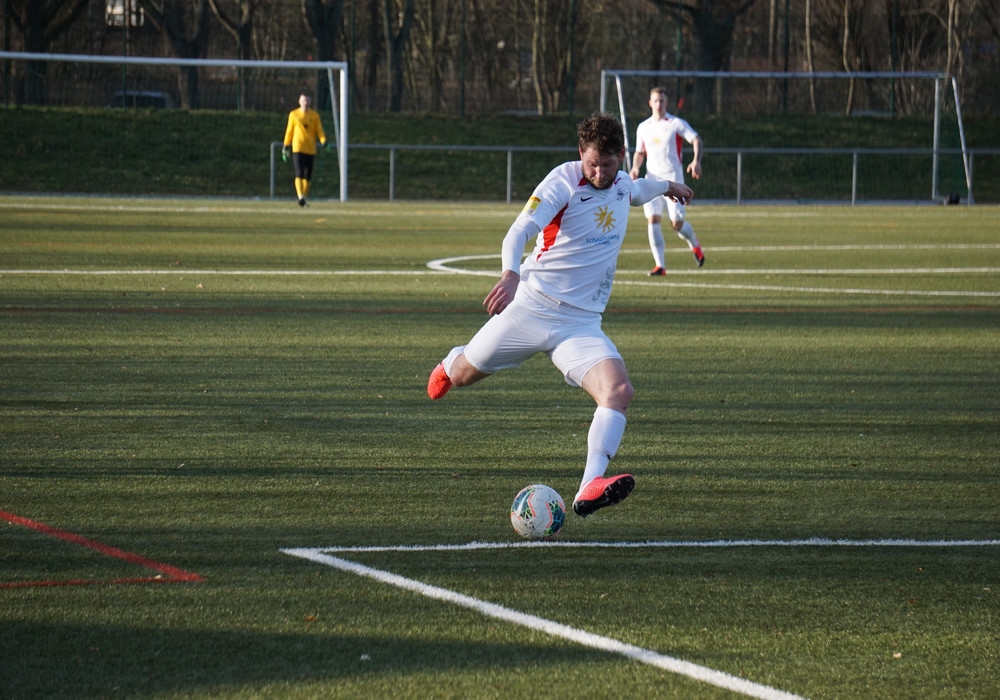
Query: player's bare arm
483 270 520 316
686 136 704 180
629 151 645 180
665 181 694 204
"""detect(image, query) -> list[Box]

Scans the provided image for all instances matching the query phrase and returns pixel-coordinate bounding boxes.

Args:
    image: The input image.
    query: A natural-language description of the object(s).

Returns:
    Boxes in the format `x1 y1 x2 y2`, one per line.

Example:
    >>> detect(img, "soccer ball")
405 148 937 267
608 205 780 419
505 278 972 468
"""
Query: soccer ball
510 484 566 540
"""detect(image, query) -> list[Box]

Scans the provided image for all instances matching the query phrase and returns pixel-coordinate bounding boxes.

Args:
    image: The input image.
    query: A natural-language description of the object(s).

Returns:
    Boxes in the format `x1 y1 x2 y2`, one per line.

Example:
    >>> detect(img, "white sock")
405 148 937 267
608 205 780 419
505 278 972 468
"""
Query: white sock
576 407 627 500
442 345 466 376
676 221 700 249
648 223 666 268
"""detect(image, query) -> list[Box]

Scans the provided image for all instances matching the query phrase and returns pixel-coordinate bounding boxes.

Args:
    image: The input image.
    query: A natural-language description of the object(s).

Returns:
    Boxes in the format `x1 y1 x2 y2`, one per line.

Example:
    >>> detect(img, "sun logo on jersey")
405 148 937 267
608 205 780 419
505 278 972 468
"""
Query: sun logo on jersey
594 205 616 233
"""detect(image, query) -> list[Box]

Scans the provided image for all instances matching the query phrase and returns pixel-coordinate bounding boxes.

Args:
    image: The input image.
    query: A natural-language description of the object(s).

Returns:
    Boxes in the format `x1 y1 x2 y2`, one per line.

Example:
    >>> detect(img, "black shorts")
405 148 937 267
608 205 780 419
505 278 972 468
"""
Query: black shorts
292 152 315 180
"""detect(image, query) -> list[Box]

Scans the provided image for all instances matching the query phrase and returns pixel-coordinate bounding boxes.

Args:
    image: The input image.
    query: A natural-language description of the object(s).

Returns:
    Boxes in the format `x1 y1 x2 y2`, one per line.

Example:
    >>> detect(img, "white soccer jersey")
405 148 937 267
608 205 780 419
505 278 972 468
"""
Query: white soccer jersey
634 113 698 182
512 161 651 313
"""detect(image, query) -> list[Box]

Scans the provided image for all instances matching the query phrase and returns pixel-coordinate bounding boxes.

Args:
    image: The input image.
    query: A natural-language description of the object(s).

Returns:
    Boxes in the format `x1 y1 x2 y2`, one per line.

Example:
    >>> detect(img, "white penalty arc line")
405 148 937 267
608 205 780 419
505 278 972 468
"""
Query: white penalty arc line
281 547 806 700
426 253 1000 297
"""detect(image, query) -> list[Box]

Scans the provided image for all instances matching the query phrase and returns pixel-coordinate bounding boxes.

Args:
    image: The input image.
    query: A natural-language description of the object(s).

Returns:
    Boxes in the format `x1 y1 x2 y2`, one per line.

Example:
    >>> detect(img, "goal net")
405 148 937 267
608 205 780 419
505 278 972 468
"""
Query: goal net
0 52 349 201
601 70 971 204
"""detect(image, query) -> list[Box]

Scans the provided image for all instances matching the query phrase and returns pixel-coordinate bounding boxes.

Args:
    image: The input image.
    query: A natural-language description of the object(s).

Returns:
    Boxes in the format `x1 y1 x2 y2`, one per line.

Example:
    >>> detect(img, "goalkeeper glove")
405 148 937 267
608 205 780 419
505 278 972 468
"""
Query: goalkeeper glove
281 146 290 163
325 141 334 152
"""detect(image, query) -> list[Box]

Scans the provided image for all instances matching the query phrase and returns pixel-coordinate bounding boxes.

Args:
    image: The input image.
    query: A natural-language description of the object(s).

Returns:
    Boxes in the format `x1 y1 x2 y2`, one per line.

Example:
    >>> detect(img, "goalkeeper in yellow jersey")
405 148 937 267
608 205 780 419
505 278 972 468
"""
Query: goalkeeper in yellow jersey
282 94 329 206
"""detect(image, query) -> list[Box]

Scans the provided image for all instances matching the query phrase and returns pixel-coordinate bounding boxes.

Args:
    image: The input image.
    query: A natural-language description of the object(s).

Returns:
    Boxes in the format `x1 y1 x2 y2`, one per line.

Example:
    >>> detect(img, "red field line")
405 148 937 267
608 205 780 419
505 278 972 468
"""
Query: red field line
0 510 204 588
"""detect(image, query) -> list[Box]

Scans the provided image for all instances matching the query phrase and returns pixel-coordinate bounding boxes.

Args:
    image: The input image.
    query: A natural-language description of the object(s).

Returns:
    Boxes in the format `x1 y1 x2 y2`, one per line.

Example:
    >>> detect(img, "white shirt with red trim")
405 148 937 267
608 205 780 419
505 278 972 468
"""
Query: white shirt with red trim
634 113 699 182
504 161 662 313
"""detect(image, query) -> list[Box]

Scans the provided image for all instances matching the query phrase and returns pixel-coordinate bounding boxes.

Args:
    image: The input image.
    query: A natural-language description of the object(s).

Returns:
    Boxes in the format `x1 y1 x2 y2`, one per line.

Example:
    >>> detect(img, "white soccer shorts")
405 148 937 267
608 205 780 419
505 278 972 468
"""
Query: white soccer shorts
642 193 685 224
463 283 621 388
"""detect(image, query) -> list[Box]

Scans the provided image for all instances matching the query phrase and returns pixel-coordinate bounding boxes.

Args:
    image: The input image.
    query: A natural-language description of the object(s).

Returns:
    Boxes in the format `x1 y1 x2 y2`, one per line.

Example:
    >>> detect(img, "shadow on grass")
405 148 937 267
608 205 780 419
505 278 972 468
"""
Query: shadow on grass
0 620 607 697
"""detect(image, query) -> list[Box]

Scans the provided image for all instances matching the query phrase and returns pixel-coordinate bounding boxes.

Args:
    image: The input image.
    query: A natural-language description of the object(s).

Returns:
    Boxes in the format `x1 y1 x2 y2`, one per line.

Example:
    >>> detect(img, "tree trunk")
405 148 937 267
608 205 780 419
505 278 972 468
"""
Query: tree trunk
842 0 854 115
303 0 345 110
138 0 212 109
382 0 414 112
7 0 91 104
806 0 816 113
531 0 545 114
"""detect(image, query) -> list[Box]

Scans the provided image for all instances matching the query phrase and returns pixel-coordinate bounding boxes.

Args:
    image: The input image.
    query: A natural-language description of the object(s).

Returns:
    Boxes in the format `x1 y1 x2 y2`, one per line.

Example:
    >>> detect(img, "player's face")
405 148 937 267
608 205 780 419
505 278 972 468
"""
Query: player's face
649 91 668 117
299 94 311 110
579 146 623 190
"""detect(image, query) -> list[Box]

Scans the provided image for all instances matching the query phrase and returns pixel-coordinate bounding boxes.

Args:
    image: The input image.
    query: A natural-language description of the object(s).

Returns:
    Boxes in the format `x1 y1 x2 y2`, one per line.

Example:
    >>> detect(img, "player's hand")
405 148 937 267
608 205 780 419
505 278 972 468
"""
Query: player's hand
483 271 520 316
687 161 702 180
628 167 640 180
665 181 694 205
281 147 289 163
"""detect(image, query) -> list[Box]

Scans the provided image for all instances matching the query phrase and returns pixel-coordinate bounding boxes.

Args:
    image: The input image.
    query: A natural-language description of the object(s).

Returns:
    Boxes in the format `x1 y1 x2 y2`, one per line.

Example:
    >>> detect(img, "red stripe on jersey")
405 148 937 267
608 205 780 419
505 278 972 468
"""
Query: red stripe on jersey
537 203 568 260
675 133 684 161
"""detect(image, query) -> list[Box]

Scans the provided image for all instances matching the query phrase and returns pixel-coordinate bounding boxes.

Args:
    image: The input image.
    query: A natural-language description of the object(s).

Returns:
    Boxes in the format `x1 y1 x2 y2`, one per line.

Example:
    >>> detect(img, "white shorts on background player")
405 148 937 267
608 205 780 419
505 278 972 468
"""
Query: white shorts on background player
642 188 686 223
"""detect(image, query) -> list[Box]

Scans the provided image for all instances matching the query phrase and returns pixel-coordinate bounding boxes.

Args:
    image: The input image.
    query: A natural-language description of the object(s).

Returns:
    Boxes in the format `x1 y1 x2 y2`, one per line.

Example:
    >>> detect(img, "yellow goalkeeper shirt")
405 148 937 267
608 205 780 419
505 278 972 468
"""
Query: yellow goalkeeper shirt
283 108 327 155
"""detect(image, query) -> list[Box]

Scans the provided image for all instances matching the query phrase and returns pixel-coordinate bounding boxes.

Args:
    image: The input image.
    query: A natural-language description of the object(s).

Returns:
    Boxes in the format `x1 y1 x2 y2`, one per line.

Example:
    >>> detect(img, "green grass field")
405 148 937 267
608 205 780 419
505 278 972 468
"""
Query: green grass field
1 197 998 699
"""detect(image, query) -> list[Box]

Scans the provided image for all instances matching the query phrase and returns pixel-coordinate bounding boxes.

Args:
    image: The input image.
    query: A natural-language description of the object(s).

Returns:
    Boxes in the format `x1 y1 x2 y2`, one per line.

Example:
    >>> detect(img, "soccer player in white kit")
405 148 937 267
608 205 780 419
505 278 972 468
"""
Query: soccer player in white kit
427 113 694 518
629 86 705 274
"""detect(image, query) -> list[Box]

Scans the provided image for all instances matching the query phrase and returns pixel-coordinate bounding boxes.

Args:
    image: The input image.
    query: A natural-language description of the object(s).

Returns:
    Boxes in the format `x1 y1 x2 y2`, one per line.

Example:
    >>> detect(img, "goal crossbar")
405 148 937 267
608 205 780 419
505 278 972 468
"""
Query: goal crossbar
2 52 350 201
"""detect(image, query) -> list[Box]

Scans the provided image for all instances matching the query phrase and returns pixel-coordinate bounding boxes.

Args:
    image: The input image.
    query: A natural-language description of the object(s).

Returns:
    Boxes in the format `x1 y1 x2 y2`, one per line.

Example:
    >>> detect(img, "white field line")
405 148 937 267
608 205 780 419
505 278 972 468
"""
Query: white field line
0 269 441 276
0 200 514 218
301 537 1000 554
280 547 806 700
4 244 999 296
427 251 1000 297
612 279 1000 298
281 538 998 699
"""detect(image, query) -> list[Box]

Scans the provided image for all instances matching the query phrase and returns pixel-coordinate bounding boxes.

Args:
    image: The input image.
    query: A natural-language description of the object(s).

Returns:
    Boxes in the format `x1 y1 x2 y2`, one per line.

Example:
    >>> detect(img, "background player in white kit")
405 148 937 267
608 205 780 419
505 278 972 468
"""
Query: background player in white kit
629 86 705 274
427 113 693 518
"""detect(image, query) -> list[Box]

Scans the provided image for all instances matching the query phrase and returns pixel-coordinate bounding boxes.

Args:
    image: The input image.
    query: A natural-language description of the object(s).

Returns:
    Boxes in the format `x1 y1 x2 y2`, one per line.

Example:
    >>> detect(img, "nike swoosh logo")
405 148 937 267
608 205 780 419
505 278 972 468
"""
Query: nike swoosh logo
581 196 593 201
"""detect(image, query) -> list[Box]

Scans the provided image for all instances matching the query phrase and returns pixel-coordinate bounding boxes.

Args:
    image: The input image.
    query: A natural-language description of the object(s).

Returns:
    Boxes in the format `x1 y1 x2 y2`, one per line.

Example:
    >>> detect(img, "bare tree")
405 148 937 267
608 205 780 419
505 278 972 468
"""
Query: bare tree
207 0 257 109
841 0 854 113
303 0 345 109
650 0 760 113
410 0 460 111
7 0 93 104
383 0 415 111
138 0 212 108
208 0 255 59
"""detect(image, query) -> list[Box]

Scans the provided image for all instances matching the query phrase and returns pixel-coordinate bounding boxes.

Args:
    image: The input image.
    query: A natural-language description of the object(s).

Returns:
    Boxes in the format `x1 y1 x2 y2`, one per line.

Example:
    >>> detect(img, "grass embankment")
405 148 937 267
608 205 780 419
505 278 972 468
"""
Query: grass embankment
0 107 994 201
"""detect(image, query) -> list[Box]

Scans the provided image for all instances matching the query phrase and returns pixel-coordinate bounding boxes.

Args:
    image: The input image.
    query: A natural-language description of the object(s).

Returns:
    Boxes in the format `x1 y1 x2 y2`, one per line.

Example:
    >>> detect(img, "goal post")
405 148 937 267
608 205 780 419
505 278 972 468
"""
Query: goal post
0 52 349 202
601 70 971 203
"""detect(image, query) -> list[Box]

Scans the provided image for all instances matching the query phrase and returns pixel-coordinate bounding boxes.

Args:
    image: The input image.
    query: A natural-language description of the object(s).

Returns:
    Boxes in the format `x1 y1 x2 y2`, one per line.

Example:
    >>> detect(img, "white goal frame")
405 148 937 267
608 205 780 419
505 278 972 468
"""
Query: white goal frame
1 52 350 202
601 70 972 203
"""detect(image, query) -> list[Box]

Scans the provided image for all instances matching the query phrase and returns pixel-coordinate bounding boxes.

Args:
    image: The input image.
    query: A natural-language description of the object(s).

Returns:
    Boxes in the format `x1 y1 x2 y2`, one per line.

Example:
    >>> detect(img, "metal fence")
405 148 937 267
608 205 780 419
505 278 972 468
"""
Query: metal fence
275 143 991 204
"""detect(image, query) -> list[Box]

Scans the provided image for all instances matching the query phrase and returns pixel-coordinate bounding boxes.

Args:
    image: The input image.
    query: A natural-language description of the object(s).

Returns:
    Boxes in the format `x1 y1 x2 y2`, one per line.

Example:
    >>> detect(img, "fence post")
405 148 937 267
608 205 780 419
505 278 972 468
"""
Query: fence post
270 142 277 199
736 151 742 205
389 148 396 202
507 150 513 204
852 151 858 205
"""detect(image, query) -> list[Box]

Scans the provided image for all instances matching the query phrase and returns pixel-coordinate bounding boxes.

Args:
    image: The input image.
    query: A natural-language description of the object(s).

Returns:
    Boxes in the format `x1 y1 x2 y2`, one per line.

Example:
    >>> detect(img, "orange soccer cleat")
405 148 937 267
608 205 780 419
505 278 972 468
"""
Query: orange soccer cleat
572 474 635 517
427 363 452 400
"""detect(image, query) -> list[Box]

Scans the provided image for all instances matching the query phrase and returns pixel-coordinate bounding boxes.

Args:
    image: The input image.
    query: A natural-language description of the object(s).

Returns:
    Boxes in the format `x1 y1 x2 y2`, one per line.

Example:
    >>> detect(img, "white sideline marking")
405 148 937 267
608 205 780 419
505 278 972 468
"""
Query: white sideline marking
282 538 997 696
0 269 441 276
281 546 806 700
301 537 1000 554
